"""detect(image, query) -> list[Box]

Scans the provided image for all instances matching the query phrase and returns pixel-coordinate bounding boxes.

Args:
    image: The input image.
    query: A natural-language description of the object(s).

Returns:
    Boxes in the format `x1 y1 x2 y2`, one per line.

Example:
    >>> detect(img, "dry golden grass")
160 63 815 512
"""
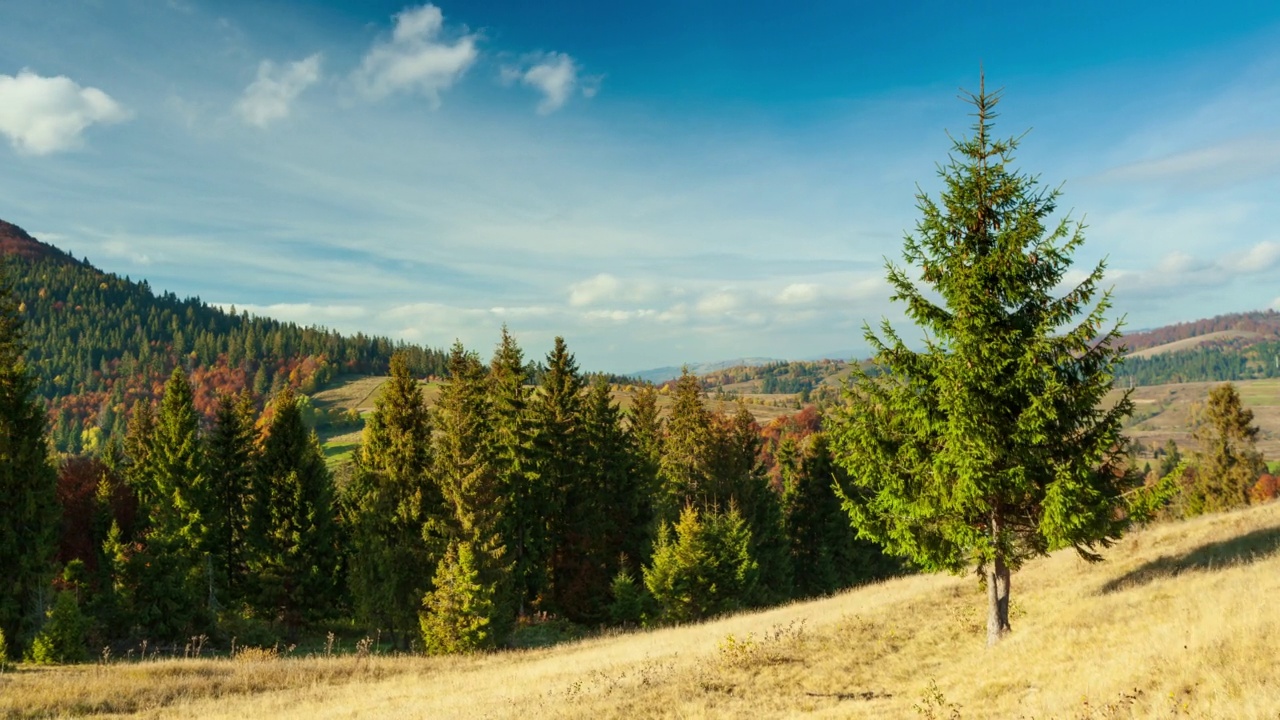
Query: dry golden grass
7 501 1280 718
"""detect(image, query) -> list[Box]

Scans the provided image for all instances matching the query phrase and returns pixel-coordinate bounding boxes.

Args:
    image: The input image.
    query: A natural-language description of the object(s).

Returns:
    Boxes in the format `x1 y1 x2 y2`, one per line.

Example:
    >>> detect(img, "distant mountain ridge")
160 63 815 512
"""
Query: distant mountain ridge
631 357 782 384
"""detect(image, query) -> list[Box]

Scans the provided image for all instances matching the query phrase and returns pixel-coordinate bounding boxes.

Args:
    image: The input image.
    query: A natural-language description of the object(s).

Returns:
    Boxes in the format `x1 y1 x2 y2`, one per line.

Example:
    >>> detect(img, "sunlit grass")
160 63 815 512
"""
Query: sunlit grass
6 502 1280 718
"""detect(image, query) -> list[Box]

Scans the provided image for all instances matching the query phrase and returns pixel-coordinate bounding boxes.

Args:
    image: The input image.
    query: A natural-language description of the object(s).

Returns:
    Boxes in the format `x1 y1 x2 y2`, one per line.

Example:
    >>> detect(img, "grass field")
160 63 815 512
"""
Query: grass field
6 501 1280 718
1114 377 1280 459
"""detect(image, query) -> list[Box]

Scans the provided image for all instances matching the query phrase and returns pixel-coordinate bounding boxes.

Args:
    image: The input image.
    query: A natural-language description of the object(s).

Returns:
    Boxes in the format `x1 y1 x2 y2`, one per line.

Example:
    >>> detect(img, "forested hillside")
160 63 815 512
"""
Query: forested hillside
0 219 447 452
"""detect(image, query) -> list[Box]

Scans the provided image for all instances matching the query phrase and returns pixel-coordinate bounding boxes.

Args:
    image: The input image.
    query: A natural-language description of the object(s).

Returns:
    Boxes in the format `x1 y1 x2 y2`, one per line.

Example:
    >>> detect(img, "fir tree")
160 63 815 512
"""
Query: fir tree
205 390 258 604
0 258 59 657
643 505 758 624
248 387 340 632
486 328 546 616
830 80 1160 646
150 367 210 565
1183 383 1266 515
659 370 716 519
345 352 442 647
530 337 594 619
429 342 512 647
420 540 497 654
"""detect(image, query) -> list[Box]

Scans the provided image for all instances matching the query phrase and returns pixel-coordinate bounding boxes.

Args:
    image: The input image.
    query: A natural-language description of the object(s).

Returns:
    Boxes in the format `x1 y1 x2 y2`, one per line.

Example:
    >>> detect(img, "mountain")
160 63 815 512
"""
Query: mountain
0 218 447 453
631 357 782 384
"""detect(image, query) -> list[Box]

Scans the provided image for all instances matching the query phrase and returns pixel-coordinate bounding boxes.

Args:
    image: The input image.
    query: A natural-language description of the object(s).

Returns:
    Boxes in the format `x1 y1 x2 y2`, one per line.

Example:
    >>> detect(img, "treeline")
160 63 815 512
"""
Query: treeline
7 327 896 662
1121 310 1280 353
10 250 447 452
1116 342 1280 387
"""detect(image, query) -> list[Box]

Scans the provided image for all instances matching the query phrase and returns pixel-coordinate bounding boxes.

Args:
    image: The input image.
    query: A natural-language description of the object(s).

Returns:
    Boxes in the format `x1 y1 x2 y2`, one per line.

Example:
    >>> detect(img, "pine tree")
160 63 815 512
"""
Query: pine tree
150 367 210 564
420 540 497 654
0 258 59 658
659 370 716 519
530 337 594 619
830 80 1159 646
248 387 339 632
714 405 792 605
643 505 758 624
1183 383 1265 515
345 352 442 647
205 390 258 605
486 328 546 617
585 377 654 580
429 342 512 647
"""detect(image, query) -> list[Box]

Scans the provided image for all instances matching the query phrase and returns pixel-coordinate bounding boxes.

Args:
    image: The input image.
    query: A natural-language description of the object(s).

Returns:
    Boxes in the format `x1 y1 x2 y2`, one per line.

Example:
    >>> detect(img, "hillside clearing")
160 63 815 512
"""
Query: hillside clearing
5 502 1280 718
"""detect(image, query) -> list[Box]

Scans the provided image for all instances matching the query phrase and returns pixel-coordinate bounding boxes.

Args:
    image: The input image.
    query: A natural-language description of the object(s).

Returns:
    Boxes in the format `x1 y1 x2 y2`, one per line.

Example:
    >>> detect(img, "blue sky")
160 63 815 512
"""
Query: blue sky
2 1 1280 372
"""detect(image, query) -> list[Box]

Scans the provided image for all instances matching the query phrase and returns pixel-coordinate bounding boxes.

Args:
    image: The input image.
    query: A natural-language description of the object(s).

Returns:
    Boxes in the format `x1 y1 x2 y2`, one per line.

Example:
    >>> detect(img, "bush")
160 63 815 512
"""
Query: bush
0 627 9 671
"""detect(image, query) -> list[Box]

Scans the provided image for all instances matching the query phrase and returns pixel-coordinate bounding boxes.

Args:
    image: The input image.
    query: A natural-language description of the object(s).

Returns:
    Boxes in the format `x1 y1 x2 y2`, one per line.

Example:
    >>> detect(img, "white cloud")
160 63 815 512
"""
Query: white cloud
501 52 592 114
568 273 662 307
352 4 478 105
236 54 322 128
696 290 741 315
776 282 819 305
0 70 130 154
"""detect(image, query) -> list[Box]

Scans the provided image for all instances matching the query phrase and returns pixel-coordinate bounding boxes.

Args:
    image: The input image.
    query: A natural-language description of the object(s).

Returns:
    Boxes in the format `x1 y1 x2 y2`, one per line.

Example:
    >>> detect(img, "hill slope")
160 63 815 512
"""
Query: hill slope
7 502 1280 718
0 218 447 451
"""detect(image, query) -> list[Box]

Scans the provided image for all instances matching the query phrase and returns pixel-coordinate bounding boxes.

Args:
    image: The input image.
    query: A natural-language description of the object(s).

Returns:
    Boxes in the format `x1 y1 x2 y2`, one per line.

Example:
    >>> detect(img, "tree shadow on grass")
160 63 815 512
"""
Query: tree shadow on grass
1099 526 1280 594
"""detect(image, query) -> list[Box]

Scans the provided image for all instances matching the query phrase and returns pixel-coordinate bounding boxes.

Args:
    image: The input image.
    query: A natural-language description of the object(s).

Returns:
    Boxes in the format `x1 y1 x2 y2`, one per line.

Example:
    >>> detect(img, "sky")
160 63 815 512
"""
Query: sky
2 1 1280 373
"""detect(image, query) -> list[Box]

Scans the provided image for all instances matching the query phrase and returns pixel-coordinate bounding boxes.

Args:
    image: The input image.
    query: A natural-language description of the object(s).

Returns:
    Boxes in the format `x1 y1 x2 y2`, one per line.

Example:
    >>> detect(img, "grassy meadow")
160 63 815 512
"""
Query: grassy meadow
5 500 1280 718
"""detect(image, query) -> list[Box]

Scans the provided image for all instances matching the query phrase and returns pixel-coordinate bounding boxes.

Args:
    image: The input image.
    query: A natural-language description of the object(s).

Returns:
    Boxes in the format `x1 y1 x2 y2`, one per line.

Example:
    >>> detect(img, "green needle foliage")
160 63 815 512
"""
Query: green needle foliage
248 387 339 632
830 80 1157 646
0 258 58 658
346 352 442 647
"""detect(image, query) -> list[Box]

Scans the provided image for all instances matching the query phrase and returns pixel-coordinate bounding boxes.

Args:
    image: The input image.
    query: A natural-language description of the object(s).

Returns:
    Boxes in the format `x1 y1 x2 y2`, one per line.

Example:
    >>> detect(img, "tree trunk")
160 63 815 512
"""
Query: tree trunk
986 548 1011 646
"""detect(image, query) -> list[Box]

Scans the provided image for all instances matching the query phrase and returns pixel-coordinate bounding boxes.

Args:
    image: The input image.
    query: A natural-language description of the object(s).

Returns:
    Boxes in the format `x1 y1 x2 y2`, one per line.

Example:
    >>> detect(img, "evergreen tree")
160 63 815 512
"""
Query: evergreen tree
530 337 594 620
643 505 758 624
1182 383 1266 515
345 352 442 647
487 328 546 616
659 370 716 519
429 342 512 647
585 377 653 580
150 367 210 566
830 81 1160 645
420 540 497 654
205 390 258 604
0 258 59 658
248 387 340 632
714 405 792 605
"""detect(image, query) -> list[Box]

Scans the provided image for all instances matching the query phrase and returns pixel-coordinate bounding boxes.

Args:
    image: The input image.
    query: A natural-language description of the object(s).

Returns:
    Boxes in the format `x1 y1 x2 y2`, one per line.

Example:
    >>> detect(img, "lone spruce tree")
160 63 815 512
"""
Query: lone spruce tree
831 80 1157 646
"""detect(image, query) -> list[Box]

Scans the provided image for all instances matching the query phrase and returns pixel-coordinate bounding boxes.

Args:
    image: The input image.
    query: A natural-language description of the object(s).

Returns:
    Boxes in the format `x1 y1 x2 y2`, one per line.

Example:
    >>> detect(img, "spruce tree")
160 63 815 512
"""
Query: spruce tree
830 80 1159 646
248 387 340 632
205 390 258 604
643 505 757 624
1183 383 1265 515
487 328 546 617
429 342 512 647
714 405 792 605
659 370 717 519
345 352 442 646
585 377 653 580
530 337 593 619
0 258 59 658
150 367 210 565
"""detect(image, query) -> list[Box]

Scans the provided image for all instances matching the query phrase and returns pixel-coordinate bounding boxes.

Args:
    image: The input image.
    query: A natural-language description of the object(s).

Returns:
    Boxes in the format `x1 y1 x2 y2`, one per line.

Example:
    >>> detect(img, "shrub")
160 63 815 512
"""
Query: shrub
607 568 648 627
